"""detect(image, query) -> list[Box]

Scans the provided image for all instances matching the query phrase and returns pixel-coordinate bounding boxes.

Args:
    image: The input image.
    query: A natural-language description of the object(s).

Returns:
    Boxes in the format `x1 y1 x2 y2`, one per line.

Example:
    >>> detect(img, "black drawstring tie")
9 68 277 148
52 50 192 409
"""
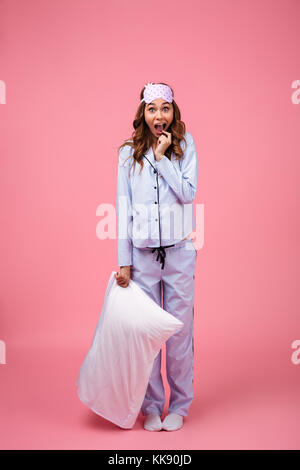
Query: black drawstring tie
151 244 175 270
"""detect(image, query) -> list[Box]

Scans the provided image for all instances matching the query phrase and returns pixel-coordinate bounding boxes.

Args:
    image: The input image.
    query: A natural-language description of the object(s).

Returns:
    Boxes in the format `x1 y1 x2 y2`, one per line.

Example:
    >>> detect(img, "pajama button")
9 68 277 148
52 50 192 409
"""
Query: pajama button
154 186 156 189
155 201 157 204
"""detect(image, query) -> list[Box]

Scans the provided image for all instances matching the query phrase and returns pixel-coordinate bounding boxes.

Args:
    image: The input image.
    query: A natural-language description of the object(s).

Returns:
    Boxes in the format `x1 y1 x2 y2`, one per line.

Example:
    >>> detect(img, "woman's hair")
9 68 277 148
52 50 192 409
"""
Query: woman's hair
118 82 187 176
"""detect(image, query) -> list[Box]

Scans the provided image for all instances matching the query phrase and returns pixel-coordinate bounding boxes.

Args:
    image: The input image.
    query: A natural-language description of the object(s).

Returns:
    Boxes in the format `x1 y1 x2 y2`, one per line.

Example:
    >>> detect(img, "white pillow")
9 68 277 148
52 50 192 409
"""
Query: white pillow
76 271 183 429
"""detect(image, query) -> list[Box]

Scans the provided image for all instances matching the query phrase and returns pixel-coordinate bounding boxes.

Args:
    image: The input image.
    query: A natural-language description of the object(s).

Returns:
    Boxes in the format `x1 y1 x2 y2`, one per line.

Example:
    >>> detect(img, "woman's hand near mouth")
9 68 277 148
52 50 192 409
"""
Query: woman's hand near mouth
154 131 172 161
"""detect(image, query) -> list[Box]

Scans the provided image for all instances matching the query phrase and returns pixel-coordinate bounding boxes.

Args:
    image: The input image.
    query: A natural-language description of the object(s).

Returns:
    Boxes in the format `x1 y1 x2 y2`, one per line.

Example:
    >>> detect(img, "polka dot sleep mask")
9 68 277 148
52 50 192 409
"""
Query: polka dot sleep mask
140 82 173 104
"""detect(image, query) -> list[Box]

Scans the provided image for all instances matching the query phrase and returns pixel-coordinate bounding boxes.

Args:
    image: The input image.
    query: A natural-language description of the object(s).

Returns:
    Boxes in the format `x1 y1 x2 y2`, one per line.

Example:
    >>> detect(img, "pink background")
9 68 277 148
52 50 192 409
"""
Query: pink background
0 0 299 450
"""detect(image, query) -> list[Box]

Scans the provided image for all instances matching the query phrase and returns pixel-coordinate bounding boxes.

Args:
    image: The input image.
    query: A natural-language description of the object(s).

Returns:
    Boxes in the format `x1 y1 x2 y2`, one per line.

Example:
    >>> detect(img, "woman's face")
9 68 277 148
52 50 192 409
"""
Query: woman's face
144 98 174 140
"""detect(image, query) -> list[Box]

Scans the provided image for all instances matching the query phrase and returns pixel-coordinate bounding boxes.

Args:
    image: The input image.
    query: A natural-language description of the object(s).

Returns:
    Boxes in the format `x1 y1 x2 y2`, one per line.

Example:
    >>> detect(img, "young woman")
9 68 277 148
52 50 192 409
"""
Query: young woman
115 82 198 432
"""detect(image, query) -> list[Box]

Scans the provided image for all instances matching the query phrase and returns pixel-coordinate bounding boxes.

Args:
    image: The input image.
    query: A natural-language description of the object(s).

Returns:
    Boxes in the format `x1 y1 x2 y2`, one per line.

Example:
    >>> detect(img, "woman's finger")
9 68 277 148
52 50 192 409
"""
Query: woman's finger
162 130 171 138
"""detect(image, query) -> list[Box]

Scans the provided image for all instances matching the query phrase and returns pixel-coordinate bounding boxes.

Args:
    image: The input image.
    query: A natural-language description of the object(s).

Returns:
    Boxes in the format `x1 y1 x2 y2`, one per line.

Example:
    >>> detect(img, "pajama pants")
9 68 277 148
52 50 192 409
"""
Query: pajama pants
130 237 197 417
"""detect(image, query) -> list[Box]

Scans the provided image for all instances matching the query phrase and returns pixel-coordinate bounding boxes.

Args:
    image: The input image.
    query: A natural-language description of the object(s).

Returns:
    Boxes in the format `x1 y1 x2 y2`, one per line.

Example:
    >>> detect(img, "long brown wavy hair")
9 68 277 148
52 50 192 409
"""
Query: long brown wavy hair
118 82 187 176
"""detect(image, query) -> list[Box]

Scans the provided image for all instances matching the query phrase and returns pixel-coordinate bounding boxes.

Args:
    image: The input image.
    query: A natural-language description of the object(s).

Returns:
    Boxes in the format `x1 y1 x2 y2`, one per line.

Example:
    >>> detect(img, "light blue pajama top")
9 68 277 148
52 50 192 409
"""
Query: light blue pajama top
116 131 198 267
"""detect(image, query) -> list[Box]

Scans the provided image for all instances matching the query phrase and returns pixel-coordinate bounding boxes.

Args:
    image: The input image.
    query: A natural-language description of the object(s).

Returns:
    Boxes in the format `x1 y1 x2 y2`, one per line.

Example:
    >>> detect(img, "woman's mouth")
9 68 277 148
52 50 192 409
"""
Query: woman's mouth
154 123 167 134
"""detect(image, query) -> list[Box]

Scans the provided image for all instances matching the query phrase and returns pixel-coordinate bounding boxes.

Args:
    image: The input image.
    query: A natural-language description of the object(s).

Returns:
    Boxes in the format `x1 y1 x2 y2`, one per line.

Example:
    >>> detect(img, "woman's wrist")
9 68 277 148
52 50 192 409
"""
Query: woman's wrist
154 152 164 161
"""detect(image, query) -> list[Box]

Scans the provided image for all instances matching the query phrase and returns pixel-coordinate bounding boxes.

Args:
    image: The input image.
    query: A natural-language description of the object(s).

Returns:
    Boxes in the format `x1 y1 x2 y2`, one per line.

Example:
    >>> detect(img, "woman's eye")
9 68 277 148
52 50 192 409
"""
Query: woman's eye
148 107 169 112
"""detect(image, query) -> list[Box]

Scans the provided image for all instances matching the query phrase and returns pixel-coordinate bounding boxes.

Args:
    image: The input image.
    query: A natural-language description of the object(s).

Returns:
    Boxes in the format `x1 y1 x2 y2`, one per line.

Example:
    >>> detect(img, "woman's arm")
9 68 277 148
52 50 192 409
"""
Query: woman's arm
116 146 133 267
155 132 198 204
